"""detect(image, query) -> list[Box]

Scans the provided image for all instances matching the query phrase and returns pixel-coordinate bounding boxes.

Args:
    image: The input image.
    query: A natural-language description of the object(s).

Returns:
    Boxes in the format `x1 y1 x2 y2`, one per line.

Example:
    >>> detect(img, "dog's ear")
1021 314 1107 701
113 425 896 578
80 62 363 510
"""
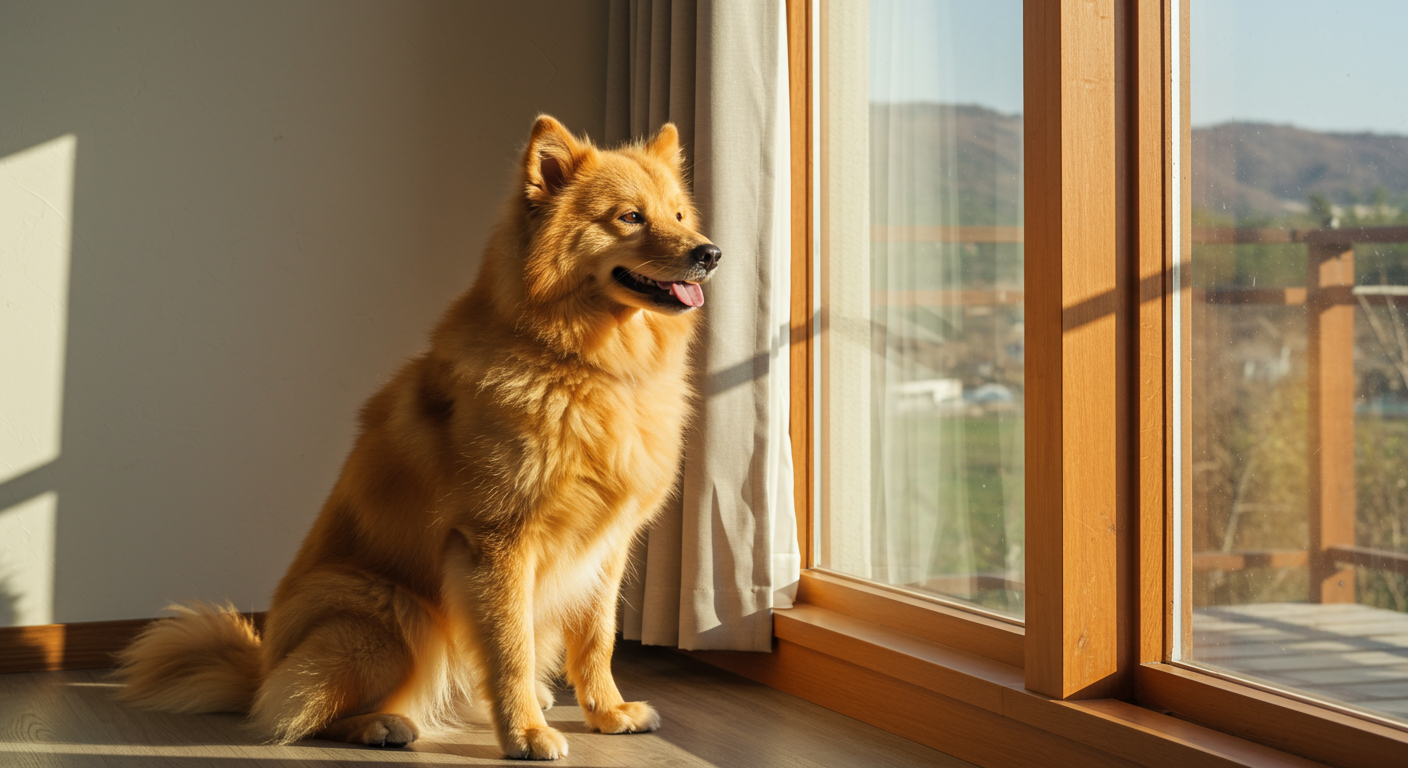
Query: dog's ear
525 115 587 205
646 123 682 167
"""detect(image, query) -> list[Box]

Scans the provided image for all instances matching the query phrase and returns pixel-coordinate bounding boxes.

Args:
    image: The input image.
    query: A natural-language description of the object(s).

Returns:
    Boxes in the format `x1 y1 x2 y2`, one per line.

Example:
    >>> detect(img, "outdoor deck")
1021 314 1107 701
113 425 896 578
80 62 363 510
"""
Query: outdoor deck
1192 602 1408 723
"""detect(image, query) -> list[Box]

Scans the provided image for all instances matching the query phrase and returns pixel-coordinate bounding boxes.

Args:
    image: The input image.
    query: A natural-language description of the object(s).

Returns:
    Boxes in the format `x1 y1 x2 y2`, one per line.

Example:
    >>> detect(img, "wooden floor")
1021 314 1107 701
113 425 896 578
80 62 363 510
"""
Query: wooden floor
1192 602 1408 723
0 641 974 767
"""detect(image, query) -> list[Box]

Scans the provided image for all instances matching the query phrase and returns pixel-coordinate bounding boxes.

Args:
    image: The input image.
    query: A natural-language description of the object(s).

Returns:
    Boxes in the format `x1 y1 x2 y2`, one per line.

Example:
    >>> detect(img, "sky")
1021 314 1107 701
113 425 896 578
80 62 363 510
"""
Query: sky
867 0 1408 136
1190 0 1408 134
868 0 1023 116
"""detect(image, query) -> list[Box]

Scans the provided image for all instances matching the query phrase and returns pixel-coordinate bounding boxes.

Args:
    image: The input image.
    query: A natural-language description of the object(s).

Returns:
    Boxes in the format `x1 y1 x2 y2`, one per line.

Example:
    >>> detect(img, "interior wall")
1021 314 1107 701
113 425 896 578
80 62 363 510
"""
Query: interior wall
0 0 610 626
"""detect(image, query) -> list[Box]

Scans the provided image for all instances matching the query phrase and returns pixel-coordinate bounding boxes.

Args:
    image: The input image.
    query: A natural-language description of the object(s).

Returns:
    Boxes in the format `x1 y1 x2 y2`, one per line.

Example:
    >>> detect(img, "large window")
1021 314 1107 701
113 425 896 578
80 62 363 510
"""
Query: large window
1176 0 1408 728
786 1 1408 765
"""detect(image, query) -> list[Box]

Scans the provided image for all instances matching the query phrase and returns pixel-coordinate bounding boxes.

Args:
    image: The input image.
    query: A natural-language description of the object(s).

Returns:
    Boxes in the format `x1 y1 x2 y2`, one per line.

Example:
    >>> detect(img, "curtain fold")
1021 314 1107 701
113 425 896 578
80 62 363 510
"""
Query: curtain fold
607 0 799 652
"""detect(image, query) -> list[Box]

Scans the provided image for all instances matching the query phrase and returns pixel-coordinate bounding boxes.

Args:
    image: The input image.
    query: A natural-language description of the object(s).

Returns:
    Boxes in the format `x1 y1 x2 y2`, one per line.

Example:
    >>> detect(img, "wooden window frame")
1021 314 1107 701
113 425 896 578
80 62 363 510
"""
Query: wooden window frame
689 2 1408 767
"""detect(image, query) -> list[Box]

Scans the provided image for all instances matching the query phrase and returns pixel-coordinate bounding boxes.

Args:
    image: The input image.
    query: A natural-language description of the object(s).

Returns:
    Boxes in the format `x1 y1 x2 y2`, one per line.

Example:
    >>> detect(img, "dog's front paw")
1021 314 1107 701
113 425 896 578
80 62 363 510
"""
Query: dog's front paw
502 725 568 760
584 700 659 734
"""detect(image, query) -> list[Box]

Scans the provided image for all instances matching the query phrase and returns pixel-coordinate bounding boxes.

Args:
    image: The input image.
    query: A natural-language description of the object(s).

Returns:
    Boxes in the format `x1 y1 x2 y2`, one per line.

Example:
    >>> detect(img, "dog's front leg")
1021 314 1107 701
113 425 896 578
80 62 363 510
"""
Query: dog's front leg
565 548 659 735
446 536 567 760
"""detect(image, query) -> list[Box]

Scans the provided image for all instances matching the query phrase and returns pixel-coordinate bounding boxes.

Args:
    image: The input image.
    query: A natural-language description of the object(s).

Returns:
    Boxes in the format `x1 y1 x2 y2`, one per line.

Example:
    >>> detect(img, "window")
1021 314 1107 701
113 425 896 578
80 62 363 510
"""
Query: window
775 2 1408 766
1175 0 1408 730
815 0 1025 619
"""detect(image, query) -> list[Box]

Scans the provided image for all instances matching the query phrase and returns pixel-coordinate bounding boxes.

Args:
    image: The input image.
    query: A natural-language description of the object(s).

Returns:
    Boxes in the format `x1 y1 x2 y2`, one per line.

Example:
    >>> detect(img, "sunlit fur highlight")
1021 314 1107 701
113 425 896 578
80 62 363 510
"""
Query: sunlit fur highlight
115 116 714 760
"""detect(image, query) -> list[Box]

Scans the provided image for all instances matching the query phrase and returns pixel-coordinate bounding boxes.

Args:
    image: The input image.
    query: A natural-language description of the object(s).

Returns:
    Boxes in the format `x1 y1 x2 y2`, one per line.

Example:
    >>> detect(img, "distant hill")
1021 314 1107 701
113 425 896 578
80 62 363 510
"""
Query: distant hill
1191 122 1408 221
870 103 1023 226
867 105 1408 225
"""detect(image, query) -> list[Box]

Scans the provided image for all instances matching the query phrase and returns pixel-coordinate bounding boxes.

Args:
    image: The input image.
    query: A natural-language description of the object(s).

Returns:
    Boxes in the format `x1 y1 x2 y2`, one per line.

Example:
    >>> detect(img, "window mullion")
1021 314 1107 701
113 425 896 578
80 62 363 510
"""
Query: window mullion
1023 0 1127 700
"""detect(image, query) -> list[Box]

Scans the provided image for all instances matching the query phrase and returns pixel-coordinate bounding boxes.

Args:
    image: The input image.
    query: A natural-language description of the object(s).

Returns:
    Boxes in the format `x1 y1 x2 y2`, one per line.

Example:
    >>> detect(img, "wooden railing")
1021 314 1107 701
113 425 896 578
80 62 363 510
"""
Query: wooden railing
1190 225 1408 601
869 225 1024 307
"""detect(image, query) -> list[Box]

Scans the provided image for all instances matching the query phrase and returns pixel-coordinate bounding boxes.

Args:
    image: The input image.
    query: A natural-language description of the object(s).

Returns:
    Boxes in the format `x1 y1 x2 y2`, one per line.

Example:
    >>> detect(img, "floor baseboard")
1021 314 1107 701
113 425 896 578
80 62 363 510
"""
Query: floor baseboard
0 613 265 675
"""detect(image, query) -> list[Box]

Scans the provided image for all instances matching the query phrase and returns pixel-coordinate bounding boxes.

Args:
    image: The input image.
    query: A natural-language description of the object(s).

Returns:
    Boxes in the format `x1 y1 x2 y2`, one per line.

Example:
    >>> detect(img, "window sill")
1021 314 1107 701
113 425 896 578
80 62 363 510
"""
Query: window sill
689 600 1342 768
1138 663 1408 768
795 569 1023 667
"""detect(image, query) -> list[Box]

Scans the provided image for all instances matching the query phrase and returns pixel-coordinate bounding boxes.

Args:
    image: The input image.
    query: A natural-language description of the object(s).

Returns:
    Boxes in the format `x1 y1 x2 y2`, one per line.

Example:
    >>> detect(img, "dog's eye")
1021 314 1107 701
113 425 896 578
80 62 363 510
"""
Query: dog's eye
619 212 644 224
676 212 683 221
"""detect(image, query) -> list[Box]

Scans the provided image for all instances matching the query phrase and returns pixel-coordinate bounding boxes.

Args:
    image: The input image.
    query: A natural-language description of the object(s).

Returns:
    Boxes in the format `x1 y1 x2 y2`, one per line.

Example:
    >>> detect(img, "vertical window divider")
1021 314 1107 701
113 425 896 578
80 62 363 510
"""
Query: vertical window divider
1166 0 1194 665
1134 0 1169 669
786 0 815 571
1024 0 1128 700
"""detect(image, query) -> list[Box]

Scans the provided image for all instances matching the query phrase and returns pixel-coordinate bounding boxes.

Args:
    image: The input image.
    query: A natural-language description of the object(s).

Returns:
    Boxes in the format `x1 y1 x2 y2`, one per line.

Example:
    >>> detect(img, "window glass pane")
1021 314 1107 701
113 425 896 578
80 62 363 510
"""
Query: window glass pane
1180 0 1408 726
816 0 1023 619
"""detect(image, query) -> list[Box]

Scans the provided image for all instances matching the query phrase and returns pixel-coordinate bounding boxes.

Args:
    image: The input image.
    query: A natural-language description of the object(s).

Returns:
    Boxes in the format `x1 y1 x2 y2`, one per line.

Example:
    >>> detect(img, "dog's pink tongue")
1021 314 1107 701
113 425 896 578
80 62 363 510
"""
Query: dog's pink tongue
662 281 704 307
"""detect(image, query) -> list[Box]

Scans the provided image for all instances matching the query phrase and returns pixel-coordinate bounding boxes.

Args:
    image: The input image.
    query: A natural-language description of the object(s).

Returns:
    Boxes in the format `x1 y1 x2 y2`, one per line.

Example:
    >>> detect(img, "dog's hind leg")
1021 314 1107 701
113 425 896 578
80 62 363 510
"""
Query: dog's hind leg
251 608 419 747
315 711 419 748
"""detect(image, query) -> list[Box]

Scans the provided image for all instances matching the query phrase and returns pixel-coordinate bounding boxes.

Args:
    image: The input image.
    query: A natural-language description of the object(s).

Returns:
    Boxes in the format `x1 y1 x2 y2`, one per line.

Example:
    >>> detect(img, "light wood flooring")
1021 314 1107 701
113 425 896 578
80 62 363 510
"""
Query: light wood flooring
0 641 974 767
1192 602 1408 724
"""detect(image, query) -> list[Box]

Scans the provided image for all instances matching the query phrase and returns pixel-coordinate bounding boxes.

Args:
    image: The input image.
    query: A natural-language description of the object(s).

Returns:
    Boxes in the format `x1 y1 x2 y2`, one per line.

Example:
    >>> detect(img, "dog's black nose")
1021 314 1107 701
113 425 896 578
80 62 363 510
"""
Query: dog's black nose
691 244 721 270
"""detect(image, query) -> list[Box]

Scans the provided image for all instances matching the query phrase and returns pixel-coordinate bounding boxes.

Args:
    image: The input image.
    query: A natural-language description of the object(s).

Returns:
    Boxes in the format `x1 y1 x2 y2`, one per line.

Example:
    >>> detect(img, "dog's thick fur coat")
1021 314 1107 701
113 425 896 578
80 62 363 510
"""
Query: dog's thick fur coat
115 116 718 760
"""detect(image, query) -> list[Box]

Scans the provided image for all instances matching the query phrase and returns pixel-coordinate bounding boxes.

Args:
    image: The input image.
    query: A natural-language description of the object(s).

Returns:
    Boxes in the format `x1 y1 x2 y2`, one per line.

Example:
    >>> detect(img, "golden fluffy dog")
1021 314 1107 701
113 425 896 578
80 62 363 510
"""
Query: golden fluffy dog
115 115 720 760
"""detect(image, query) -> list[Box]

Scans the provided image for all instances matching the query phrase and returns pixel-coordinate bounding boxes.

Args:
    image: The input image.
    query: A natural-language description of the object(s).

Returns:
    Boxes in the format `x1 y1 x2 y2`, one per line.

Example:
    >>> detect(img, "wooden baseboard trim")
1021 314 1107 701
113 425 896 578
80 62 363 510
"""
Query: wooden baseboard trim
687 604 1327 768
0 613 266 675
0 618 154 674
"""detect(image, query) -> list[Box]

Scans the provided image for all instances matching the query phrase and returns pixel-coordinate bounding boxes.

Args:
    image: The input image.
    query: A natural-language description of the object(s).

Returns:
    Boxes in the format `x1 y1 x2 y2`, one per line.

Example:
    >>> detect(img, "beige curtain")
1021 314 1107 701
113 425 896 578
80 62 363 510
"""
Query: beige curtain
607 0 799 652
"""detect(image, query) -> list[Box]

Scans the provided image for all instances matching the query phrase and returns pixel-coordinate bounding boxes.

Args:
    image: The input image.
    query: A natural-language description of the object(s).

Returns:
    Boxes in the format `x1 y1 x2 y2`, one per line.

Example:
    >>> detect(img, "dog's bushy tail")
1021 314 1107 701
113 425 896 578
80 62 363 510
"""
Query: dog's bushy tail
114 601 262 715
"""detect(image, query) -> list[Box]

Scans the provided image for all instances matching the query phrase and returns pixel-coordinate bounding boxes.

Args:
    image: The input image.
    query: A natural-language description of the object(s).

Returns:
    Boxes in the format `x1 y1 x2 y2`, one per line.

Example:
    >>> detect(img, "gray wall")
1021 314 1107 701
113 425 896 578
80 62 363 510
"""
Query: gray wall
0 0 609 626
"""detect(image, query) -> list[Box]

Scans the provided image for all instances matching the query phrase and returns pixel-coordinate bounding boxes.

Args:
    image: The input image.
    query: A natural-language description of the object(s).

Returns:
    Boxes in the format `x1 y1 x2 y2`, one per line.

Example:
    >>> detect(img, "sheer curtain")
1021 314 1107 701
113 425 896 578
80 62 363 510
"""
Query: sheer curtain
829 0 1024 616
606 0 799 652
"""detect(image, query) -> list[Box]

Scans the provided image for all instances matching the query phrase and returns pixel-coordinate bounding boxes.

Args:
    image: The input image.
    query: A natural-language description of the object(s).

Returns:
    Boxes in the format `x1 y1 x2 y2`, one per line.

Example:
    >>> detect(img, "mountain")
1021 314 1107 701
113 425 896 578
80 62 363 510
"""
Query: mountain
1191 122 1408 221
867 105 1408 224
870 103 1023 226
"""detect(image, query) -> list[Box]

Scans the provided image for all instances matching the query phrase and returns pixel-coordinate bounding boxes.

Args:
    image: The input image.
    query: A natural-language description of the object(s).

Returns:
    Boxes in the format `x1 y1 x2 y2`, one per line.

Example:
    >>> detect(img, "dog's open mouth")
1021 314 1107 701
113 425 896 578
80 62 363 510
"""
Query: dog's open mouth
611 267 705 308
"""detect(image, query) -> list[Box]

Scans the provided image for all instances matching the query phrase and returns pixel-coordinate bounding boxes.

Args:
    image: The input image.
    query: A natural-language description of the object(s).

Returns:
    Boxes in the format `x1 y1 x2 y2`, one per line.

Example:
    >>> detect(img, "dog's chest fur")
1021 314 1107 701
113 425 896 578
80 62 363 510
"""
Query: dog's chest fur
485 348 689 530
460 340 690 614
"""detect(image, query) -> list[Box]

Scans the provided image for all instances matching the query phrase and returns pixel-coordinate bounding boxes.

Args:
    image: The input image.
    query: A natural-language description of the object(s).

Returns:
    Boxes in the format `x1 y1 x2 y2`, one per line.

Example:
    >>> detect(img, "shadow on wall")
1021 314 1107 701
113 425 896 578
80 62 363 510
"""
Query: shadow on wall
0 0 609 628
0 565 47 673
0 570 47 672
0 572 19 627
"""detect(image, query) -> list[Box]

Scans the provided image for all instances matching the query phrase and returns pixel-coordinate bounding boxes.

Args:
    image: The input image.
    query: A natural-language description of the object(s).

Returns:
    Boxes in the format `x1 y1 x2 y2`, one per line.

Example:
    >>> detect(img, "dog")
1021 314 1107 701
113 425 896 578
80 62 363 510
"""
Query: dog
115 115 720 760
